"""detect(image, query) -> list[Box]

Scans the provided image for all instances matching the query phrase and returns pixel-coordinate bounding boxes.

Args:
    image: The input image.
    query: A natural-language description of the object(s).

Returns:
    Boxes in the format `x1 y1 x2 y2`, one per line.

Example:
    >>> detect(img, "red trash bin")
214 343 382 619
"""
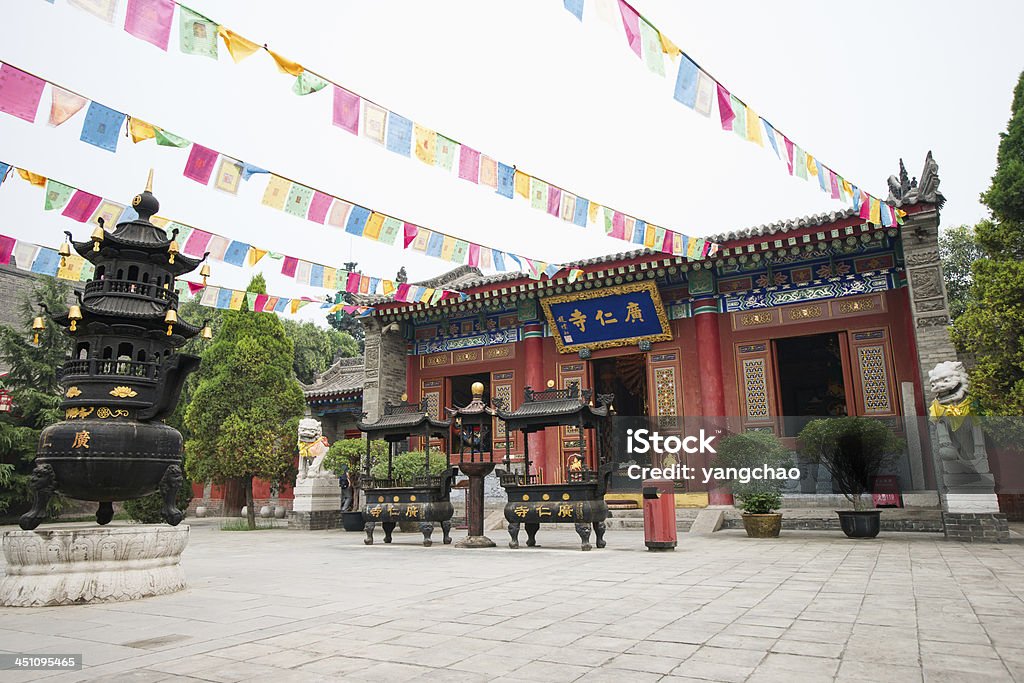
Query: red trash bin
642 478 677 550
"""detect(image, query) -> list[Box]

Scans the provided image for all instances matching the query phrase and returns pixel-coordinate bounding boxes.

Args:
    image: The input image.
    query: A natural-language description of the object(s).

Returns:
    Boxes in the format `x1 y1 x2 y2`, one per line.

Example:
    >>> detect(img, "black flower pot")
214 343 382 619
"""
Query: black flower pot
342 511 365 532
836 510 881 538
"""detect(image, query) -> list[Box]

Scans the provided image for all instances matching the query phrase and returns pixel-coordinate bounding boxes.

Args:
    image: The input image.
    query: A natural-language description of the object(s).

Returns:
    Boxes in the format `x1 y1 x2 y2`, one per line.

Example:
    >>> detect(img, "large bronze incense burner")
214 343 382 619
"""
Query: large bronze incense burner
357 397 455 546
19 177 210 530
445 381 499 548
496 383 614 551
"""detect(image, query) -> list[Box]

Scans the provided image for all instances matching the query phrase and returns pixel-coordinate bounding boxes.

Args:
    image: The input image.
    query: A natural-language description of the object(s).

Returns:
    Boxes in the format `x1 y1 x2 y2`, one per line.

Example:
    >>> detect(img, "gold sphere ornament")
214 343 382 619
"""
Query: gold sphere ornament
546 379 555 388
471 381 484 397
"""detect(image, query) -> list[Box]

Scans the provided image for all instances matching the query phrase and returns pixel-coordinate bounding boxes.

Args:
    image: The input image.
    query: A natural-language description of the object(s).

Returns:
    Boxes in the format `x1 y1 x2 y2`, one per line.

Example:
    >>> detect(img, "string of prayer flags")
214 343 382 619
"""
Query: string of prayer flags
124 0 176 51
69 0 118 24
217 26 260 63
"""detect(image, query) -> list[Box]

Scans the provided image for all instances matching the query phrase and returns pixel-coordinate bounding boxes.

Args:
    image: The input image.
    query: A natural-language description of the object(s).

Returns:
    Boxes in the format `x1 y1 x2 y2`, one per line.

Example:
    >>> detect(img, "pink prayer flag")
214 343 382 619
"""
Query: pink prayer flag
62 190 103 222
716 83 735 131
0 64 46 123
403 222 418 248
183 144 218 185
611 212 626 239
783 136 795 175
345 272 360 292
662 230 675 253
281 256 299 278
187 281 205 295
859 192 871 220
307 191 333 224
254 294 269 312
0 235 15 265
829 170 840 199
395 283 411 301
458 146 481 183
124 0 176 51
547 187 562 217
332 86 360 135
468 243 480 267
49 87 87 127
183 229 212 256
617 0 642 58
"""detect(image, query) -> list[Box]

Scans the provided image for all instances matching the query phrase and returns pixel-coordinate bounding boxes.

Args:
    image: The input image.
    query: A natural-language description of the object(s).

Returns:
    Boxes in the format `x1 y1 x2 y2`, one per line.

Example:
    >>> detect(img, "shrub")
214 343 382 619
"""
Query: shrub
713 430 793 511
739 491 782 515
124 478 194 523
370 449 448 482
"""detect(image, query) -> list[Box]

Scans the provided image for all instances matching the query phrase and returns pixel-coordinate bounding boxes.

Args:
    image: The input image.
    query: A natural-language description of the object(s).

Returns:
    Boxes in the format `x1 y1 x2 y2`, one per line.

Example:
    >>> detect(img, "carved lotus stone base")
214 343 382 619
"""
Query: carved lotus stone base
0 525 188 607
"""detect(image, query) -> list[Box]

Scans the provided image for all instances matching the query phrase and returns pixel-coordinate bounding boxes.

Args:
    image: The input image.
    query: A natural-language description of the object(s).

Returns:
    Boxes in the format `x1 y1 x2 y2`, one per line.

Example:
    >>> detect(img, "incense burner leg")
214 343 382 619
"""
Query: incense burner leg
382 521 396 544
159 464 185 526
96 501 114 526
594 520 607 549
18 463 56 531
575 523 592 551
525 522 540 547
441 519 453 544
508 522 521 549
364 521 376 545
420 522 434 547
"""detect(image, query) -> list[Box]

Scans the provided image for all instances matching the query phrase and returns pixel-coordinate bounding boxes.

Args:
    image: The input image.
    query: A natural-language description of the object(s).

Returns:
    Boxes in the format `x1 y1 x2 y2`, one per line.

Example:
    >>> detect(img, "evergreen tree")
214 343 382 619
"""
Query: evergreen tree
183 275 305 529
0 277 72 516
281 319 359 384
938 224 982 321
953 71 1024 416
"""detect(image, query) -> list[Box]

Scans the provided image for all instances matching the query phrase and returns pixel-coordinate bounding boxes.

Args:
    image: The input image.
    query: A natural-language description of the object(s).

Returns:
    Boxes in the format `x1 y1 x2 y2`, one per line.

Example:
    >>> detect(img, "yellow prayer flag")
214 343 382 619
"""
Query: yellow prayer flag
228 290 245 310
17 169 46 187
323 268 336 290
218 27 261 63
869 198 881 225
420 288 435 303
57 254 84 281
841 179 852 195
644 225 656 248
896 209 907 218
745 108 763 146
659 32 682 58
672 233 683 255
413 124 437 166
267 50 303 76
150 216 169 228
289 299 302 314
411 229 430 252
382 280 395 295
247 248 268 266
261 175 291 210
514 171 530 199
440 236 456 261
128 117 156 143
806 154 818 177
364 212 385 240
588 201 600 223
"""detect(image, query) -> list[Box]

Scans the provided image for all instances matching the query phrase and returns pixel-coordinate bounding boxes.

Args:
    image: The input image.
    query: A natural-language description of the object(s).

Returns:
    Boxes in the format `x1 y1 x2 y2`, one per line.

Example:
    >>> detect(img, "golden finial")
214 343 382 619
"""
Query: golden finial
145 168 154 193
546 379 555 388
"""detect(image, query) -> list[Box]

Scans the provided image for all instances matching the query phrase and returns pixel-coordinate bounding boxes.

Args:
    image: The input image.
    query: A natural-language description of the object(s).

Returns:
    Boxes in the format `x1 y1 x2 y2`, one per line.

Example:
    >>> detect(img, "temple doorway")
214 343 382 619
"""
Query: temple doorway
592 354 648 416
775 332 849 436
448 372 492 459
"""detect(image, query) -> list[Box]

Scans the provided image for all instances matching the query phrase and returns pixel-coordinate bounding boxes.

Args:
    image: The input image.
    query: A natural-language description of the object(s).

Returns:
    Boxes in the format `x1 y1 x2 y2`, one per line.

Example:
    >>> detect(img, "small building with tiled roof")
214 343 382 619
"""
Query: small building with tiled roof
302 356 366 442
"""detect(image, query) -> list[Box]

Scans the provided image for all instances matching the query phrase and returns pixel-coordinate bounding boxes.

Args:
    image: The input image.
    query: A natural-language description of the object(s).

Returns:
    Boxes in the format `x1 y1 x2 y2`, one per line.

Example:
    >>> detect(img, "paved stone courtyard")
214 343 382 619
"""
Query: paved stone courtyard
2 520 1024 682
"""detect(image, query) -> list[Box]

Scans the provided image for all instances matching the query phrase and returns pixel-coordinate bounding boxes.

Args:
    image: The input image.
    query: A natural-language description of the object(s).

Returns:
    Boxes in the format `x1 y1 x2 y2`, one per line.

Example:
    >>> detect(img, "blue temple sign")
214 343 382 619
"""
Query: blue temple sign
540 280 673 353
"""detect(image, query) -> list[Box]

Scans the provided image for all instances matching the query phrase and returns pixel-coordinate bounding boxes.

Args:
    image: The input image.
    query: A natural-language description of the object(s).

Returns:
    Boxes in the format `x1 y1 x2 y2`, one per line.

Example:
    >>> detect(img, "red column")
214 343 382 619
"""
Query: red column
522 324 548 481
693 302 732 506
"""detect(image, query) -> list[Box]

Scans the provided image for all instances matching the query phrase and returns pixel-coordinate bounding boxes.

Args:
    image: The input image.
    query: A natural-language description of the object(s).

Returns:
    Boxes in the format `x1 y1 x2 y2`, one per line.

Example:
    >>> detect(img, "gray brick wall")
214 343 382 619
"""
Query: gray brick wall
0 264 81 373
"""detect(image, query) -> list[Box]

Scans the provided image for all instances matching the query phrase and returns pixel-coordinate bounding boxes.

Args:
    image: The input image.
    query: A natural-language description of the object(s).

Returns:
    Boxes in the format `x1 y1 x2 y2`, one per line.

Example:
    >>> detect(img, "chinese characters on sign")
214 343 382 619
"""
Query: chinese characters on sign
541 281 672 353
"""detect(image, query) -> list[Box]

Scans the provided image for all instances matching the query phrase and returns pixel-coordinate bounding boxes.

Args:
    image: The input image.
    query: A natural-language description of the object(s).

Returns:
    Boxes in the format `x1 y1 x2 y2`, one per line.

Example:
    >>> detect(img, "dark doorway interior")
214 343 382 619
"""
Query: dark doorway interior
449 372 491 456
592 354 648 416
775 332 848 436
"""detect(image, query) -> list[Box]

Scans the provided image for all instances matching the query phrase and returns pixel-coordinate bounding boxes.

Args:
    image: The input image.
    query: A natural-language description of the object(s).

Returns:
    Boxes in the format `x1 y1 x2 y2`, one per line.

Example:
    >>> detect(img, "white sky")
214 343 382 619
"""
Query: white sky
1 1 1021 325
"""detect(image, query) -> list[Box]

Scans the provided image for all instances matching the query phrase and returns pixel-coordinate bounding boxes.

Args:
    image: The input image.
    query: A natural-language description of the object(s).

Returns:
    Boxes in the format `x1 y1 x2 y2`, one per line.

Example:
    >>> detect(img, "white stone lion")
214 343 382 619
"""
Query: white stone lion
927 361 989 479
928 361 970 406
297 418 331 480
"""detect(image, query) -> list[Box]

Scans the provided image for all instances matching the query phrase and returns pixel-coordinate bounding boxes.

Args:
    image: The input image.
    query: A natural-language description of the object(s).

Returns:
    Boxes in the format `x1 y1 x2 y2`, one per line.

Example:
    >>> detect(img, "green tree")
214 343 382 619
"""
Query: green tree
183 275 306 529
0 277 72 516
281 319 358 384
938 225 982 321
953 71 1024 416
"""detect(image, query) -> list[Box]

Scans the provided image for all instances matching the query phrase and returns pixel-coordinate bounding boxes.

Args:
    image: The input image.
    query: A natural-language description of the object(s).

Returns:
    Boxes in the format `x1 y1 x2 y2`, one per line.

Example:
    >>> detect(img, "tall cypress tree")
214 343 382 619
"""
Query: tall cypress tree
183 275 305 529
953 71 1024 416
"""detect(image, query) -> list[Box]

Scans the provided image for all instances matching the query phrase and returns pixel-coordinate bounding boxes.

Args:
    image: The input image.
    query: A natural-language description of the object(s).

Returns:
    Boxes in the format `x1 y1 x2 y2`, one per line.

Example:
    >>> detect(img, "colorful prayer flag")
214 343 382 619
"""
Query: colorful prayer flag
281 256 298 277
223 240 249 266
730 95 745 138
745 108 763 146
44 179 74 211
436 135 458 171
362 102 387 144
62 190 103 222
31 248 60 276
530 177 549 210
240 162 268 180
386 112 413 156
284 183 314 218
0 64 45 123
124 0 175 51
673 54 699 108
479 156 497 187
0 162 9 187
716 83 735 131
213 157 242 194
17 168 47 187
563 0 584 21
217 26 260 63
414 124 437 165
69 0 118 23
293 70 328 96
327 200 352 228
183 143 218 184
48 87 87 127
617 0 642 58
572 197 589 227
829 170 840 200
183 229 212 256
639 18 664 76
206 235 230 261
380 217 402 245
332 86 360 135
128 116 156 142
154 128 190 147
261 175 291 210
459 146 481 183
659 31 681 59
869 197 881 225
363 212 385 240
80 101 125 152
345 205 372 236
547 187 562 217
496 163 515 198
268 50 303 76
179 5 218 59
307 191 333 224
514 171 530 199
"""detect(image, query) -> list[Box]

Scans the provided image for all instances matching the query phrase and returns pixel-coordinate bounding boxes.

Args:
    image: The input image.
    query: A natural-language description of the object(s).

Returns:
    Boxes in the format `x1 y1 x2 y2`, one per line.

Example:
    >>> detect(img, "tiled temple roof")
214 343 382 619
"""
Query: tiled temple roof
301 356 364 398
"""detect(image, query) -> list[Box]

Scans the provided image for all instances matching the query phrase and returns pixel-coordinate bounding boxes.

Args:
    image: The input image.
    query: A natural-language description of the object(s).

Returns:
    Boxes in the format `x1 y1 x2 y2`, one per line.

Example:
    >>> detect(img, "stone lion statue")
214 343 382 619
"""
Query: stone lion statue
928 361 990 485
297 418 331 480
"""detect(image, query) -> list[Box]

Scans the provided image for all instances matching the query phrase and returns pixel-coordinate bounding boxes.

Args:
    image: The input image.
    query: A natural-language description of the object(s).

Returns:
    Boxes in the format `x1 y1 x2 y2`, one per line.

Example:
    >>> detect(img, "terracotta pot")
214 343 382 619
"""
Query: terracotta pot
741 513 782 538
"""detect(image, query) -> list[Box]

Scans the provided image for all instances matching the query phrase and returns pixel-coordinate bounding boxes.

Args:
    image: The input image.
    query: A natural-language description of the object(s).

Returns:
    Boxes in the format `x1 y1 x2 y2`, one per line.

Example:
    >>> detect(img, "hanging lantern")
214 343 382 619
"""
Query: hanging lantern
167 239 179 265
91 225 104 252
200 263 211 286
58 241 71 268
163 308 177 336
31 315 45 345
67 305 83 332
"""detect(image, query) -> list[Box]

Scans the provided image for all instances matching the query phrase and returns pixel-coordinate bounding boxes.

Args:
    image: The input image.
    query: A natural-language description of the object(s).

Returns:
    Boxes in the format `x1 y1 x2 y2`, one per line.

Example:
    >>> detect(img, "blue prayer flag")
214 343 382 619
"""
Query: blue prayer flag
369 277 380 294
632 220 646 244
240 162 269 181
851 185 861 212
385 112 413 156
118 205 139 224
223 241 250 266
508 253 523 269
426 232 444 257
493 250 506 271
673 55 700 109
274 298 289 312
572 198 589 227
563 0 584 21
544 264 560 278
345 205 372 235
496 163 515 198
763 121 780 159
310 264 325 287
0 162 10 186
818 164 828 192
216 288 233 309
31 248 60 276
80 101 125 153
880 205 894 228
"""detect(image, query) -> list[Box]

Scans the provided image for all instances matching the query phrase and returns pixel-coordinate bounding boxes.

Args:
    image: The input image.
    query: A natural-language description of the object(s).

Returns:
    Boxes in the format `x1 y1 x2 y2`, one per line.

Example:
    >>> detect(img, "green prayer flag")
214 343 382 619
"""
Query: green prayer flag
529 177 548 211
293 71 329 96
245 291 258 310
730 95 745 137
603 207 614 235
639 19 665 76
435 135 458 171
267 252 284 259
794 145 808 180
79 261 95 281
452 240 470 263
44 179 74 211
155 128 190 148
379 216 402 245
179 6 218 59
284 183 314 217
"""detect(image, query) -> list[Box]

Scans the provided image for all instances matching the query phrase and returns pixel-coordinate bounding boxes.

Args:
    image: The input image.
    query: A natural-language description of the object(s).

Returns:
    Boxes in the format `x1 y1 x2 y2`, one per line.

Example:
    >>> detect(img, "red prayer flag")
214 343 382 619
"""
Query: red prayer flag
617 0 642 58
403 222 418 248
187 281 205 295
307 191 333 224
0 235 16 265
662 230 674 254
332 86 360 135
716 83 735 131
183 144 218 185
859 192 871 220
254 293 269 312
124 0 176 51
183 229 212 256
281 256 299 277
468 243 480 267
547 187 561 217
458 146 481 183
395 283 411 301
61 190 103 222
0 64 46 123
346 272 360 292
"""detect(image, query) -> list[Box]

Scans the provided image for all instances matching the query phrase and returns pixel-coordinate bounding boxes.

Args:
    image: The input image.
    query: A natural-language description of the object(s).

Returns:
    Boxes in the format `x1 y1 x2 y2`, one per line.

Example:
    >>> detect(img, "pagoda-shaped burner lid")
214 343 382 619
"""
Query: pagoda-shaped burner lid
445 381 497 419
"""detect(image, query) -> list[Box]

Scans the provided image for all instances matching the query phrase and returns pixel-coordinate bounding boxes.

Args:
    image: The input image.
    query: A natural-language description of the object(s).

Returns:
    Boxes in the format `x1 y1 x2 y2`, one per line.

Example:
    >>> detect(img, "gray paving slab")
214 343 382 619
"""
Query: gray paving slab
1 520 1023 682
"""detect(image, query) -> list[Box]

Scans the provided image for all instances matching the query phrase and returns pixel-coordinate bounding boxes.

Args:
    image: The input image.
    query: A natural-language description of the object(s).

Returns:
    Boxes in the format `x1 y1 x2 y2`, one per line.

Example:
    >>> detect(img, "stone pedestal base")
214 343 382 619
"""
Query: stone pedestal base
288 510 341 530
291 476 341 513
942 512 1010 543
0 525 188 607
945 492 1000 513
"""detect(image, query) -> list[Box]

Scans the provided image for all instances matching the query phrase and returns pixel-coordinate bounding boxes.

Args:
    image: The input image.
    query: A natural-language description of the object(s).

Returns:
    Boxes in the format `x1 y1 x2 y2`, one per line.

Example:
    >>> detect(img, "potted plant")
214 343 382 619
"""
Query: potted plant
798 416 903 538
369 448 449 532
323 438 388 531
713 430 792 538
